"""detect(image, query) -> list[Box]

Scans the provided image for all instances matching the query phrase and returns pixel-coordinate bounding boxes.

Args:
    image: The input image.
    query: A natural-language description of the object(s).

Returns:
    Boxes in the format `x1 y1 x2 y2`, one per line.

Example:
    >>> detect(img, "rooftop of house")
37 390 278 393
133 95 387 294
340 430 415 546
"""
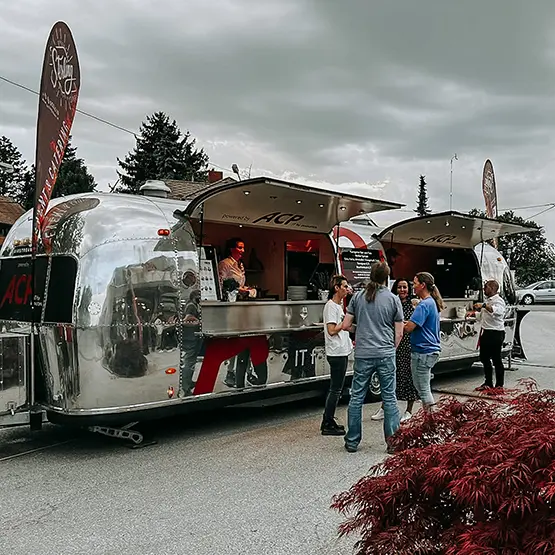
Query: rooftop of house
164 176 237 201
0 196 24 226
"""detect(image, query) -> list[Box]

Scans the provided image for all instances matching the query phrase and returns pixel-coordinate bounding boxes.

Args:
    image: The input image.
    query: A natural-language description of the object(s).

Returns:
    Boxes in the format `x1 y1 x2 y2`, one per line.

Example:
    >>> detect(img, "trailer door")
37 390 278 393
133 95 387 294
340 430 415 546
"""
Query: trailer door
0 255 77 420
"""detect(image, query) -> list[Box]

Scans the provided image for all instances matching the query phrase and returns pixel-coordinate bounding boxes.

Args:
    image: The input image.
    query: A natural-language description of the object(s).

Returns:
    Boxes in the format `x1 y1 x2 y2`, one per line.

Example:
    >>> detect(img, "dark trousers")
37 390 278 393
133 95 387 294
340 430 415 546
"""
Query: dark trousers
323 356 348 424
480 329 505 387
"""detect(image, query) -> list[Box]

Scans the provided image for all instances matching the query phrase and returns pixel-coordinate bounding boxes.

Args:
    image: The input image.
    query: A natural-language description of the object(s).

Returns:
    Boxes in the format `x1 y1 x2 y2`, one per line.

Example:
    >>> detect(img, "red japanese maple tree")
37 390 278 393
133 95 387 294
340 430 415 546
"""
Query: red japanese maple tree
331 380 555 554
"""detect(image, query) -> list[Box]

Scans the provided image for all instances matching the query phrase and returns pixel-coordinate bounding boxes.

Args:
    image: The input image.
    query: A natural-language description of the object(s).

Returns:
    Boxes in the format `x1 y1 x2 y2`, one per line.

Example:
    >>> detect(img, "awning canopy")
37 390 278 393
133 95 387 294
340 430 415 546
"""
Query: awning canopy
377 211 536 249
182 177 403 234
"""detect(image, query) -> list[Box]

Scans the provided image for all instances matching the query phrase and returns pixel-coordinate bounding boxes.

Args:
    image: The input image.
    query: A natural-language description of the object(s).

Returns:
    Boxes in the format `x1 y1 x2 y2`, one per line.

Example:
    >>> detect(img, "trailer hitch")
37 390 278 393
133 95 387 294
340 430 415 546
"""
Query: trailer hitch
87 422 157 449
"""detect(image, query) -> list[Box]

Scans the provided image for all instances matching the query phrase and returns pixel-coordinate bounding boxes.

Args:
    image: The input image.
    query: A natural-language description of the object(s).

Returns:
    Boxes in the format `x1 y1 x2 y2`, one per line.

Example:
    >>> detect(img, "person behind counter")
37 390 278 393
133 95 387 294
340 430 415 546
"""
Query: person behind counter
218 237 256 298
403 272 443 412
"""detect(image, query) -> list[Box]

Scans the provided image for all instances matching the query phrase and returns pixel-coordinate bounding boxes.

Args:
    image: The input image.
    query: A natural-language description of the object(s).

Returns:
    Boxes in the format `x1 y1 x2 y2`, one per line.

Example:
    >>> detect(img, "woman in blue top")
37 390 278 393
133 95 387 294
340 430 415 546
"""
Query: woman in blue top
404 272 444 411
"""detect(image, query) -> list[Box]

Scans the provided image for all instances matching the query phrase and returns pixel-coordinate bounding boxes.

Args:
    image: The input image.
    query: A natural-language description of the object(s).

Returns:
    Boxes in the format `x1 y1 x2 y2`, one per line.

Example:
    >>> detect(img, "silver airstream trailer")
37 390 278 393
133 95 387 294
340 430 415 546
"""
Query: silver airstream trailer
336 213 530 374
0 177 403 440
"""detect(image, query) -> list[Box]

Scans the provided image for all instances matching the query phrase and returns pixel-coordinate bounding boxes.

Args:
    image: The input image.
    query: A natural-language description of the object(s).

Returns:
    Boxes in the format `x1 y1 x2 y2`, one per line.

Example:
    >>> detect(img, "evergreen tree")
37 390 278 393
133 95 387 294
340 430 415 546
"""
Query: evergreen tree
54 139 96 198
415 175 431 216
12 138 96 211
468 208 555 285
15 166 36 211
0 136 27 197
117 112 209 194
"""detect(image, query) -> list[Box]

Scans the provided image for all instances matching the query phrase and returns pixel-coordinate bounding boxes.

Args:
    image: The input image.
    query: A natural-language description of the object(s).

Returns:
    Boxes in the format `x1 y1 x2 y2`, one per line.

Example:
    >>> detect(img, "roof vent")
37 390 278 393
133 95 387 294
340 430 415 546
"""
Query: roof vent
140 180 171 198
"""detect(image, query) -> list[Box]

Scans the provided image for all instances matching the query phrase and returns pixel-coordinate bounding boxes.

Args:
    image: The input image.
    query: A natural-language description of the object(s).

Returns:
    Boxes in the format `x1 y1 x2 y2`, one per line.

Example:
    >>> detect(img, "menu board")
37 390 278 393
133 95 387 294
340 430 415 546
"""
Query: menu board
340 248 381 290
199 247 220 301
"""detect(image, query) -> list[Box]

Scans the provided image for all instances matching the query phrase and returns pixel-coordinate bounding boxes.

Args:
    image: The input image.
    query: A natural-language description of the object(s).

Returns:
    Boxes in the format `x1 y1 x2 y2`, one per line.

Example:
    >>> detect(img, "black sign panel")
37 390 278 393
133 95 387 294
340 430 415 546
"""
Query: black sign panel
0 256 77 323
340 249 381 289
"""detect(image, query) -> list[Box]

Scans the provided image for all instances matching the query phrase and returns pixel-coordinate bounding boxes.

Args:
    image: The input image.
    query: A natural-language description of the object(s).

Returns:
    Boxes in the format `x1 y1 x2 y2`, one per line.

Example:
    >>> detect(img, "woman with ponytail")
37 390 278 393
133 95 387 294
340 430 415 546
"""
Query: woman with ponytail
404 272 443 411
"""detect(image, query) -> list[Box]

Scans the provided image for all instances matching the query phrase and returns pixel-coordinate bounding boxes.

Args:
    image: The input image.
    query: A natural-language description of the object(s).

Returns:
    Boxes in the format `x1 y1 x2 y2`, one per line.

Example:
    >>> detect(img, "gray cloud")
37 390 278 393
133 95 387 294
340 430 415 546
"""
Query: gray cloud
2 0 555 237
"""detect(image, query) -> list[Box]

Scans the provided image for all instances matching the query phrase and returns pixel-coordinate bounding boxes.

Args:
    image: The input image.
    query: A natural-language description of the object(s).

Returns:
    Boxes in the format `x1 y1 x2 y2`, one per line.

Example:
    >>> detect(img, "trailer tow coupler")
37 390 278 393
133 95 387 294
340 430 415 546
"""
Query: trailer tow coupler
87 422 157 449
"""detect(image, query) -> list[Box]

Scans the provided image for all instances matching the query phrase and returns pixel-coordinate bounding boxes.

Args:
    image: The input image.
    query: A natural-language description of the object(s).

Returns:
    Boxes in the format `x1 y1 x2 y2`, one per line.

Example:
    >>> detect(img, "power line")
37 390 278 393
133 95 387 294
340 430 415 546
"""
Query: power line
0 74 234 173
0 75 138 137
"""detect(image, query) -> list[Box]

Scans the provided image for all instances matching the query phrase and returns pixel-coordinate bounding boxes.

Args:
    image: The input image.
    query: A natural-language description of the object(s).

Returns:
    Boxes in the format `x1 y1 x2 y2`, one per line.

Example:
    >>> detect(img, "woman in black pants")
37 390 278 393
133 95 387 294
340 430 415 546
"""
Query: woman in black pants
320 275 353 435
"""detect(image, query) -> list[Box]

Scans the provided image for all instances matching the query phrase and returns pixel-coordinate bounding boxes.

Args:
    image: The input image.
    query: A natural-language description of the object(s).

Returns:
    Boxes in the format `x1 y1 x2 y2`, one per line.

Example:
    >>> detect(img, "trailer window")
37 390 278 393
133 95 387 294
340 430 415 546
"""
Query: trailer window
503 267 516 305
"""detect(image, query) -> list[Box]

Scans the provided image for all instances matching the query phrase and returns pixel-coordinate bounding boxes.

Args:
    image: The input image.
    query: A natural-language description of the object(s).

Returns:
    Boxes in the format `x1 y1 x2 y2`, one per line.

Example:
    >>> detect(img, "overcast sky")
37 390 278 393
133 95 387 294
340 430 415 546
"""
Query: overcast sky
3 0 555 238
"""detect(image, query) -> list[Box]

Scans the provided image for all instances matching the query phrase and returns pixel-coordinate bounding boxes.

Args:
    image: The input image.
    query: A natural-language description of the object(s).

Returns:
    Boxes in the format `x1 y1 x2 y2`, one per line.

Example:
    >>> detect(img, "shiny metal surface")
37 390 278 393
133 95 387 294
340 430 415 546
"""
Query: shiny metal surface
201 301 325 336
377 210 534 249
0 191 523 423
184 177 403 234
437 298 516 363
0 193 203 416
0 193 335 420
0 332 28 416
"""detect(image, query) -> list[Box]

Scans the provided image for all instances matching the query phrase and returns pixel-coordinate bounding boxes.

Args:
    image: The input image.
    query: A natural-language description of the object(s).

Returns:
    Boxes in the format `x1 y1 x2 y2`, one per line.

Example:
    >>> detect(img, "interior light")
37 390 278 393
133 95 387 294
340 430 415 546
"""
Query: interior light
426 220 431 224
339 206 347 211
319 204 325 208
445 221 450 227
296 200 302 204
244 191 250 195
158 229 170 236
239 224 243 227
461 225 466 229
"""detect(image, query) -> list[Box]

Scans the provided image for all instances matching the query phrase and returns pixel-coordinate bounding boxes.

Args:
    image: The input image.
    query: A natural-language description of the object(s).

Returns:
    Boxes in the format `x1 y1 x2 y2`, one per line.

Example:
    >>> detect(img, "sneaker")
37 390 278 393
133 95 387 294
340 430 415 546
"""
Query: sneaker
344 444 357 453
371 408 384 421
400 411 412 422
475 383 492 391
321 424 345 436
321 419 345 436
386 443 396 455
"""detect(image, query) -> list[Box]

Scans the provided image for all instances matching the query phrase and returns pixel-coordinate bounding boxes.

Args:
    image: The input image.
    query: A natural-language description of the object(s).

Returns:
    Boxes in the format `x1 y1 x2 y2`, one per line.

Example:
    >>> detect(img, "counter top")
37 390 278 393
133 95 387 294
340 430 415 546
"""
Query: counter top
201 300 326 307
202 323 324 337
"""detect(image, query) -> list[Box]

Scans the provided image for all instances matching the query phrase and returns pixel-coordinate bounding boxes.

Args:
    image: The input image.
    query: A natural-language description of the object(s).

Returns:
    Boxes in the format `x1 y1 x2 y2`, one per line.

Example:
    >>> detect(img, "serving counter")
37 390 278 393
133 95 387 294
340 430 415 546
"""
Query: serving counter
200 300 326 337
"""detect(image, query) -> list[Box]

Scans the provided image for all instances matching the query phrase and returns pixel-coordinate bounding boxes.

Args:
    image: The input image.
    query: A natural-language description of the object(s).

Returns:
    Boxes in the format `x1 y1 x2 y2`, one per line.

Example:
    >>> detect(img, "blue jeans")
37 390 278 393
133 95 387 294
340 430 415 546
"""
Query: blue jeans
411 352 440 406
345 356 400 448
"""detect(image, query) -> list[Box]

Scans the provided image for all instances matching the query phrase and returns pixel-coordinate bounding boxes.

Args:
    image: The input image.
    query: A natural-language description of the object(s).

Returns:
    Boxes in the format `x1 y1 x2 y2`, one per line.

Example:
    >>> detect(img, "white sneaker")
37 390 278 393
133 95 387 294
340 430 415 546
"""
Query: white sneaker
371 408 384 421
401 411 412 422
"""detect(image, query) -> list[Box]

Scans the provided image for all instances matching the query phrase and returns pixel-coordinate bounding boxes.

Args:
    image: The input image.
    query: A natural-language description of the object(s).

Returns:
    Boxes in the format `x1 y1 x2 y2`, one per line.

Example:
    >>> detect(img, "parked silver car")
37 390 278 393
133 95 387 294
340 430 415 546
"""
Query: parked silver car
516 280 555 304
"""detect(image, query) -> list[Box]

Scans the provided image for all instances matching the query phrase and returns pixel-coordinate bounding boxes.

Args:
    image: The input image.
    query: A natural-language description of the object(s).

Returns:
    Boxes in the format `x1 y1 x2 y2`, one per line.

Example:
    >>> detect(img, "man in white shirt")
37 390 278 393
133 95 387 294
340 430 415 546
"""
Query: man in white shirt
473 279 506 390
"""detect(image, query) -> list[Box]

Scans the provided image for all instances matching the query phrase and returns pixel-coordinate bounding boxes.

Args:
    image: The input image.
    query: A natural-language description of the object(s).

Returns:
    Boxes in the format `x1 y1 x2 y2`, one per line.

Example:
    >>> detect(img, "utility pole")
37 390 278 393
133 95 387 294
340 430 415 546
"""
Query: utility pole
449 153 458 211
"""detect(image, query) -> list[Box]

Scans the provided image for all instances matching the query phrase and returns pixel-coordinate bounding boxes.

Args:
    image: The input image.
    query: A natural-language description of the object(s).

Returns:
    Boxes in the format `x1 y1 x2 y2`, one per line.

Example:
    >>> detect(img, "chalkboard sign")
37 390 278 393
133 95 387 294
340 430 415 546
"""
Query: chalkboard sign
340 248 381 290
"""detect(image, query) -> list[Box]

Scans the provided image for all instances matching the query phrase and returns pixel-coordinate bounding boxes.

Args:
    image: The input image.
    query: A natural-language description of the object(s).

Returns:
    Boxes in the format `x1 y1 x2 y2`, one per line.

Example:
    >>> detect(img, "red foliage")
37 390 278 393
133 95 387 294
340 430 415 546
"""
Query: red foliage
331 379 555 554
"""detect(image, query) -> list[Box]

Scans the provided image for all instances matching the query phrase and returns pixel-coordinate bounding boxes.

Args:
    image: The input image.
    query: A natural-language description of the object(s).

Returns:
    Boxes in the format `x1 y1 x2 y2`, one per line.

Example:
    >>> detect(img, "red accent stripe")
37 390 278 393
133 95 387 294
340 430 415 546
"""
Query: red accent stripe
335 227 368 249
194 335 270 395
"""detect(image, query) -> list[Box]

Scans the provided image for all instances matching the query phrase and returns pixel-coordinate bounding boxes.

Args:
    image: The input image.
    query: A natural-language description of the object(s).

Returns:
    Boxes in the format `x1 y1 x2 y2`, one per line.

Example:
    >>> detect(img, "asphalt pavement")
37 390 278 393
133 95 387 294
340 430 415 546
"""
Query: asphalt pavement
1 310 554 555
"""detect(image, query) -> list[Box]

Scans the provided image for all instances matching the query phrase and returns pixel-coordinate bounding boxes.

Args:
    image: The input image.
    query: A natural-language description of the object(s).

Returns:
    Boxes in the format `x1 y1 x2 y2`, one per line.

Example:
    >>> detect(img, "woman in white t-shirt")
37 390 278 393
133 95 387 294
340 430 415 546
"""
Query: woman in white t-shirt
321 275 353 436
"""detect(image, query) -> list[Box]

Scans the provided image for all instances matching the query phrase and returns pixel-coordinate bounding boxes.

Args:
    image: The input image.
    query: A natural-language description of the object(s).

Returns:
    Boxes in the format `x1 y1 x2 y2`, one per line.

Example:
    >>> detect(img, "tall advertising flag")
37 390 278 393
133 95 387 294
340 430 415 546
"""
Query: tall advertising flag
482 159 498 219
482 159 499 247
33 21 80 254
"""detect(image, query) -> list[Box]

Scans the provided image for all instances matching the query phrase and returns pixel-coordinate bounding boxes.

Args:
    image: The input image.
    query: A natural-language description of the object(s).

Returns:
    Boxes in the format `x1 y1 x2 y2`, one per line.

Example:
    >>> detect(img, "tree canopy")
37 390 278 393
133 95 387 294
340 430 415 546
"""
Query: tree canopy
117 112 209 194
468 208 555 285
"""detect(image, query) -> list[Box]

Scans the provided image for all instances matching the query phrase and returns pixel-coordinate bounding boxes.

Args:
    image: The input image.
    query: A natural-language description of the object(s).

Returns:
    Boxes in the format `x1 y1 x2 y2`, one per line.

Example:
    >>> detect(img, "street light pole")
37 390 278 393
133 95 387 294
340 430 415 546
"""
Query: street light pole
449 154 458 211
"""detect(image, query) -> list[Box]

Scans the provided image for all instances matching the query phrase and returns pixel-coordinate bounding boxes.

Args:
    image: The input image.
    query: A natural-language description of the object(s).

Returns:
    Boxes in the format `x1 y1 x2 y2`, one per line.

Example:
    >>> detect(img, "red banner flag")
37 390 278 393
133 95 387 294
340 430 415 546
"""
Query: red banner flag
482 159 499 248
482 159 498 220
32 21 81 253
